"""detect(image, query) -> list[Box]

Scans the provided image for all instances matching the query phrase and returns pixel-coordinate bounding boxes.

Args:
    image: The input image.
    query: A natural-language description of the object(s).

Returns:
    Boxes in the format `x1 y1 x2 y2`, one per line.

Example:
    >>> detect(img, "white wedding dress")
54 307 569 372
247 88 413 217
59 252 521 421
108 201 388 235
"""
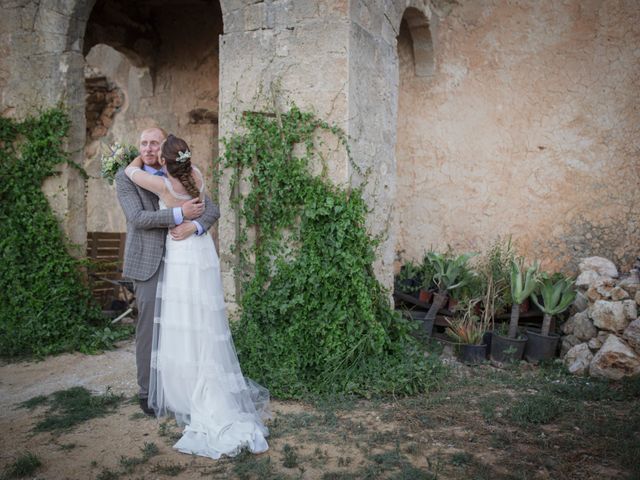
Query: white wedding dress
147 176 269 460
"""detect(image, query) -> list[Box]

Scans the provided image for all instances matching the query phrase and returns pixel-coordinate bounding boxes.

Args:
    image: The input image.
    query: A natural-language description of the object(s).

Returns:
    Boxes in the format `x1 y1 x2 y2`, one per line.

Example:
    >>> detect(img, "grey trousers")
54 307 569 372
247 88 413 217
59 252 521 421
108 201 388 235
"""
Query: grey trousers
133 262 163 399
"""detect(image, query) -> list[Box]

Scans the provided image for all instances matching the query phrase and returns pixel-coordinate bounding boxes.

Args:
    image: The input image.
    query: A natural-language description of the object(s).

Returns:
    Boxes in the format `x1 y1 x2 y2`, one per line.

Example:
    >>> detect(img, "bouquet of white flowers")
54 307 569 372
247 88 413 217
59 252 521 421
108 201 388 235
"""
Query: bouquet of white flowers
101 143 139 184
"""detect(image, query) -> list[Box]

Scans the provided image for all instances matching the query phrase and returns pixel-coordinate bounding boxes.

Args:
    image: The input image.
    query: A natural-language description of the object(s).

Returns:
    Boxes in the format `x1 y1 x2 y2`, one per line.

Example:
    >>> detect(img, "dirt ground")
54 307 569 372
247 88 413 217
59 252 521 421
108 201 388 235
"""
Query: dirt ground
1 340 638 480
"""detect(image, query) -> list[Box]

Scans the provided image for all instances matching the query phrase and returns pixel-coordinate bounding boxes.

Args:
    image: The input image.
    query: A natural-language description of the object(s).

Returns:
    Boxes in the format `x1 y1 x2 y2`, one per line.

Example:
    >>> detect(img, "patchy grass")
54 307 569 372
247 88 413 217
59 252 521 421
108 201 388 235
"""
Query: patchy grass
23 386 124 433
508 393 565 425
151 461 186 476
0 452 41 480
94 441 162 479
5 356 639 479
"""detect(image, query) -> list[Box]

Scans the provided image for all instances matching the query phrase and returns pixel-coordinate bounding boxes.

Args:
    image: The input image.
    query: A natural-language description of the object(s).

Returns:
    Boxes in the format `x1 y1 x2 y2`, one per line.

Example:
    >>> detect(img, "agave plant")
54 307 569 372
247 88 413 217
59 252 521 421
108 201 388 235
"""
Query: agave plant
445 300 486 345
531 273 576 337
422 252 476 335
428 252 476 294
507 258 540 338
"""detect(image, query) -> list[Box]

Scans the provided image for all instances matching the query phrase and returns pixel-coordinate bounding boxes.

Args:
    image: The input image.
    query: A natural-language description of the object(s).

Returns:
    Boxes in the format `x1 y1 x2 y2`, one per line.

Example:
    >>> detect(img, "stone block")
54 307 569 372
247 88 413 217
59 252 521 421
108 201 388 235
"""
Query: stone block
588 337 602 350
573 315 597 341
590 335 640 380
576 270 600 288
561 334 580 357
590 300 629 333
579 257 618 278
623 319 640 353
564 343 593 376
623 300 638 321
610 286 630 301
572 291 589 312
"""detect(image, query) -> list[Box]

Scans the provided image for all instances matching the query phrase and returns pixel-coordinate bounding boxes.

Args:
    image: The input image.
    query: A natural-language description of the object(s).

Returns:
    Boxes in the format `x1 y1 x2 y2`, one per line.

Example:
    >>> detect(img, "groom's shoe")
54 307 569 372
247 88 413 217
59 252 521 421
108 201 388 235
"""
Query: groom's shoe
138 398 156 417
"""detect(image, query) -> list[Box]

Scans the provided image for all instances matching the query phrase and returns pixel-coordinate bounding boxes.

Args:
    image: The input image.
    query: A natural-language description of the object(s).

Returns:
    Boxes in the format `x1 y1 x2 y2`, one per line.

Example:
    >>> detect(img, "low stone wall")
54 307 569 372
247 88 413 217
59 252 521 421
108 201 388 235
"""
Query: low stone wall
562 257 640 379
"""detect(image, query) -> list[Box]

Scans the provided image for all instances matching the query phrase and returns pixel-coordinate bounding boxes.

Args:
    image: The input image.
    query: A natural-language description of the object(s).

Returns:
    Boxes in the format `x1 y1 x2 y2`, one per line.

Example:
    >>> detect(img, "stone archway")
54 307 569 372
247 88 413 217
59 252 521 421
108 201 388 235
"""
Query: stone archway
82 0 223 240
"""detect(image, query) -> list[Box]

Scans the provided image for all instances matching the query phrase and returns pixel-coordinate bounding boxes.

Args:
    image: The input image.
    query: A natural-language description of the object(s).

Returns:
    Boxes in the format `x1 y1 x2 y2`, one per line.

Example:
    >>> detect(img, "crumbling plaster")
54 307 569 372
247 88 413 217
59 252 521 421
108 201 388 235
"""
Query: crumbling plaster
83 1 222 236
0 0 96 253
395 0 640 272
1 0 638 302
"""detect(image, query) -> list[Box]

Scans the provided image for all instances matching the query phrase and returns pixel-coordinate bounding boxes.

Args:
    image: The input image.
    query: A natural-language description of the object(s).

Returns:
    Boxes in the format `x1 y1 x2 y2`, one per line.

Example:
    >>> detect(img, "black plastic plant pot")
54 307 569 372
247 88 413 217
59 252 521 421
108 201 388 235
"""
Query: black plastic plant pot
482 331 492 358
524 329 560 363
461 344 487 365
490 332 528 363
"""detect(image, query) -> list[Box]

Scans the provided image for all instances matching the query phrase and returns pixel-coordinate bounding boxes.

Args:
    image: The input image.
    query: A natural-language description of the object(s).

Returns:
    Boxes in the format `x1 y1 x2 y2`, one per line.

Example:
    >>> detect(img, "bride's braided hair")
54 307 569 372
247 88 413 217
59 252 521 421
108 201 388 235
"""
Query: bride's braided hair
162 134 200 199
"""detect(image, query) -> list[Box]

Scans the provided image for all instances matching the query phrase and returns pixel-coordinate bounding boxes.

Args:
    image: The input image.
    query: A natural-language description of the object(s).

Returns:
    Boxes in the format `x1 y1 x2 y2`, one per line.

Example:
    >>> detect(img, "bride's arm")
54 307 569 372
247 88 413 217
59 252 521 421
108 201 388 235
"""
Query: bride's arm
124 157 165 196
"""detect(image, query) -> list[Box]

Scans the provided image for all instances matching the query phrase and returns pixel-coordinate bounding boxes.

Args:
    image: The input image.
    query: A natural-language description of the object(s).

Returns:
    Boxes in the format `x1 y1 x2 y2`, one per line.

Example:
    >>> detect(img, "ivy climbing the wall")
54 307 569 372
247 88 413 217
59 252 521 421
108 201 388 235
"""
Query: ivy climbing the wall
222 105 445 398
0 109 131 357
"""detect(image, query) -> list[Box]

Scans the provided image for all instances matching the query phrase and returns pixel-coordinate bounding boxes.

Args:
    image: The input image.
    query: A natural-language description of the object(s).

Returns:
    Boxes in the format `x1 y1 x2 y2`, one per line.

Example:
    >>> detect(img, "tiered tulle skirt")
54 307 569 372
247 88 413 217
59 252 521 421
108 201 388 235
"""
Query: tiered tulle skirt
148 232 269 459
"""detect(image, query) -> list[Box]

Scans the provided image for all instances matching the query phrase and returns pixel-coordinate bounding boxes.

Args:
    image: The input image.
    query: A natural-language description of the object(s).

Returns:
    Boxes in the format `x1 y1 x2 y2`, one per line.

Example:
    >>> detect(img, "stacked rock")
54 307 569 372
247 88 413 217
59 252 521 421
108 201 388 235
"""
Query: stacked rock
562 257 640 379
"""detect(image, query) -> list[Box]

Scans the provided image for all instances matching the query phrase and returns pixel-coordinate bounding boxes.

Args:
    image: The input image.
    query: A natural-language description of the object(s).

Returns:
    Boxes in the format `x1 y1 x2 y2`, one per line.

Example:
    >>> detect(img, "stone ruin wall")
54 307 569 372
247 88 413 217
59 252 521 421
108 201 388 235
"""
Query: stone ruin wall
83 1 222 238
1 0 639 299
395 1 640 273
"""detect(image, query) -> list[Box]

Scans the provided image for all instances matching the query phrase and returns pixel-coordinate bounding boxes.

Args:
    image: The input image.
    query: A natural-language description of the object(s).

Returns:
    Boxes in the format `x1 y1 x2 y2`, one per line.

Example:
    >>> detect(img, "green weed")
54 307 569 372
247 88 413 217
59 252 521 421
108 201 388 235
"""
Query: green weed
0 452 41 480
96 468 119 480
232 451 280 480
151 462 185 476
451 451 472 466
282 444 299 468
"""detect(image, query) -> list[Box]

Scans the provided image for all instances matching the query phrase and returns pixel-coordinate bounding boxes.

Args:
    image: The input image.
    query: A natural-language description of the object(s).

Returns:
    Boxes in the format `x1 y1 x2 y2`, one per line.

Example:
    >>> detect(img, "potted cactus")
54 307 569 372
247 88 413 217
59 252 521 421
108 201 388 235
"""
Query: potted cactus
422 252 476 337
525 273 576 362
490 258 539 363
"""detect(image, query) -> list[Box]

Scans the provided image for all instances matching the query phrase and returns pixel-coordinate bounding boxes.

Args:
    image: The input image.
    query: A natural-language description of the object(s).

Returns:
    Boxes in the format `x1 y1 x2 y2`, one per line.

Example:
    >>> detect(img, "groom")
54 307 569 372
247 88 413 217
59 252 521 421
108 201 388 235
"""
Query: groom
115 127 220 416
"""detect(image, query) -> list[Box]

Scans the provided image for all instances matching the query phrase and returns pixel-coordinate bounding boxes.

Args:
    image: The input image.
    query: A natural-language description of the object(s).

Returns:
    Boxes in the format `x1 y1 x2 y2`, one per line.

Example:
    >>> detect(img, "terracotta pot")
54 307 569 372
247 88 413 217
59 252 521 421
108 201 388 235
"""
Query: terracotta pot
419 289 433 303
448 297 459 312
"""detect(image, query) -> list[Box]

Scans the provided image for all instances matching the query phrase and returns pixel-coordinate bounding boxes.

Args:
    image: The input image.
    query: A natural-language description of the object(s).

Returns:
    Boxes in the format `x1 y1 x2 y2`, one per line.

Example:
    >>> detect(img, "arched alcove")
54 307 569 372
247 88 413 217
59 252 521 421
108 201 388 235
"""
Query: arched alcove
394 6 435 268
402 7 435 77
82 0 223 238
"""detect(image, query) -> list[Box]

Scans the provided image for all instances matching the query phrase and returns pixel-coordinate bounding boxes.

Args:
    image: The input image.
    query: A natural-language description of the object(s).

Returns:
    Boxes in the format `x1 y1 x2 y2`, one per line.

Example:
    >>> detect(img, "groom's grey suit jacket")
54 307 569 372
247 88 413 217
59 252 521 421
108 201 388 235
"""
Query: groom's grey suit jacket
115 169 220 281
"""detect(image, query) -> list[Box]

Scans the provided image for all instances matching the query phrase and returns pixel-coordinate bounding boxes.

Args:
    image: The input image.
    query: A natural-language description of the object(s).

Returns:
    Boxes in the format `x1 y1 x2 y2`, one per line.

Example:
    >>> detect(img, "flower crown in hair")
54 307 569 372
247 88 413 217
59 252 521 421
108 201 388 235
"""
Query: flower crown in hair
176 150 191 163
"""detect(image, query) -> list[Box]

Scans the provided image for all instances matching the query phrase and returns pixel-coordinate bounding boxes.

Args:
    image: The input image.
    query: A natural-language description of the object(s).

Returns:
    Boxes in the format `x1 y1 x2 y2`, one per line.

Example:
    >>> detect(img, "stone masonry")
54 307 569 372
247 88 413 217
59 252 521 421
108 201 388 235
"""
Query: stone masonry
0 0 639 309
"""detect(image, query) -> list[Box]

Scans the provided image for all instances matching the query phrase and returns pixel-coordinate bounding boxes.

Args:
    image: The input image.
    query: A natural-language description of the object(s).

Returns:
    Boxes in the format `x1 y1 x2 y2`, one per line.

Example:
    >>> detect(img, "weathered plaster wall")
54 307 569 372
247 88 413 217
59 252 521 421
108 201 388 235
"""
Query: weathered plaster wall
395 1 640 272
0 0 94 254
218 0 352 305
83 1 222 235
3 0 638 300
217 0 438 303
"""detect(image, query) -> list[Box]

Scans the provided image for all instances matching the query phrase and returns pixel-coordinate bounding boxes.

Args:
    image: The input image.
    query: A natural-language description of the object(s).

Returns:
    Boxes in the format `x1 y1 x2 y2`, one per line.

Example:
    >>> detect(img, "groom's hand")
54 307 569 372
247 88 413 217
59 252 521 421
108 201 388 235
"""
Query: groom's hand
182 198 205 219
169 221 197 241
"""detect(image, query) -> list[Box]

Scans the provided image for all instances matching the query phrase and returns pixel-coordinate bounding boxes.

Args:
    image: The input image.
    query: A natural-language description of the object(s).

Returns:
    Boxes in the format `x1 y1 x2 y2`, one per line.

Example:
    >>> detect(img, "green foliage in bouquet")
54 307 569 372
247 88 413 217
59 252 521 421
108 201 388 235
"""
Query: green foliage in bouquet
221 104 445 398
101 143 139 184
0 108 132 357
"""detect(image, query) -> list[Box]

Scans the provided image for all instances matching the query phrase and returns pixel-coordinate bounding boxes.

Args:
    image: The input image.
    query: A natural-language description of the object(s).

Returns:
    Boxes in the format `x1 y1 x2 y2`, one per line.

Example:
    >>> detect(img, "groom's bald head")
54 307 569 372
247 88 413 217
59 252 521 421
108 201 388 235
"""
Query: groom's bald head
139 127 167 169
140 127 167 139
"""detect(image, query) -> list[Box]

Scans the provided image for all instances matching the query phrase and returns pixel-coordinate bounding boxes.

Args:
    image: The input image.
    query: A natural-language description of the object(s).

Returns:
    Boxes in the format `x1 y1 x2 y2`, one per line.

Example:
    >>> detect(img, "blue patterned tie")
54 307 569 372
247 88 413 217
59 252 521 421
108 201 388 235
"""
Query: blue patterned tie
153 170 166 177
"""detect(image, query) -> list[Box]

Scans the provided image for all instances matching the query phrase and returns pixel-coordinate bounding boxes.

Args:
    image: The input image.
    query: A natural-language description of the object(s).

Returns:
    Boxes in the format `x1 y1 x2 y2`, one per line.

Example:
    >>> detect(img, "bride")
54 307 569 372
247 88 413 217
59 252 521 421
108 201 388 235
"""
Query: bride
125 134 269 459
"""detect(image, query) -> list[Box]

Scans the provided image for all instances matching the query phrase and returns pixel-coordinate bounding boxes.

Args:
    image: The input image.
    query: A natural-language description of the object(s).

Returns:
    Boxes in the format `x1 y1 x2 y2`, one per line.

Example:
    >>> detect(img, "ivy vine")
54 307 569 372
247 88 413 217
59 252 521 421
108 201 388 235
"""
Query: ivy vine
222 105 444 398
0 108 131 357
